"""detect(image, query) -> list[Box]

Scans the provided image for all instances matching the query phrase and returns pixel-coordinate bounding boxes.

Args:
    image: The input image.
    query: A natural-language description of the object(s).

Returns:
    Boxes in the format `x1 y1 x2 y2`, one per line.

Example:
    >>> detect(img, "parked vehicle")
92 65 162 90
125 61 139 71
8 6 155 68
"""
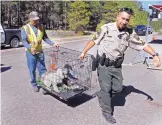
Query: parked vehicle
0 24 21 48
134 25 153 36
147 26 153 34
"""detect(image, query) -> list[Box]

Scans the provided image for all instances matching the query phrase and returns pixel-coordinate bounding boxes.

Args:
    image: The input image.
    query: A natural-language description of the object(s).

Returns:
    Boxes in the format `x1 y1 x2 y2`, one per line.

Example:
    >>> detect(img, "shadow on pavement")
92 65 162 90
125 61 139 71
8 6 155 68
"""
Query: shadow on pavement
1 66 12 73
111 85 153 115
67 93 95 107
45 92 95 108
1 45 24 50
149 39 162 44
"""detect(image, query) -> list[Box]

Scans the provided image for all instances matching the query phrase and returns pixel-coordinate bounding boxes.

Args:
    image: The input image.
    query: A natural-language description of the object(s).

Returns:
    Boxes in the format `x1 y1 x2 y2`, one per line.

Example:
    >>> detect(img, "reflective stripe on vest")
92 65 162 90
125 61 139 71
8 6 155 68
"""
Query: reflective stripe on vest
23 24 44 52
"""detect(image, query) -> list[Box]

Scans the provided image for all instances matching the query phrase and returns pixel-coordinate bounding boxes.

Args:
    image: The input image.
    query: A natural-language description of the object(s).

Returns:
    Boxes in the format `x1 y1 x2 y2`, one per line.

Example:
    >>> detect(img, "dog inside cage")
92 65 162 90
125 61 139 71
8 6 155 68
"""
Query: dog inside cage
36 47 92 100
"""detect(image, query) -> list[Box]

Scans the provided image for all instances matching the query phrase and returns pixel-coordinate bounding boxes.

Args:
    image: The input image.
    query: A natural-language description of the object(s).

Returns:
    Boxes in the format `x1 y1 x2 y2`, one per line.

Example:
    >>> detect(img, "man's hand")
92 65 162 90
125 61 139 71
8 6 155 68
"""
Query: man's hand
53 43 59 48
31 48 36 55
79 52 86 60
152 56 161 67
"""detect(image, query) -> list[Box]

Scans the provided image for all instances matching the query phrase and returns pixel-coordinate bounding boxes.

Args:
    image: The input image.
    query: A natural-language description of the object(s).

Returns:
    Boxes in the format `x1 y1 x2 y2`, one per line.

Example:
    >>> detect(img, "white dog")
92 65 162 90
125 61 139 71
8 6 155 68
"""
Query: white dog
41 68 68 92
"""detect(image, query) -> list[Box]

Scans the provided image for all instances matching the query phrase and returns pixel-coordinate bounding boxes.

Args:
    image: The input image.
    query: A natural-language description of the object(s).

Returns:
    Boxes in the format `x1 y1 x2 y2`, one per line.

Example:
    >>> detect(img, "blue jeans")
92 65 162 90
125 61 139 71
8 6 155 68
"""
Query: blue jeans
26 51 47 87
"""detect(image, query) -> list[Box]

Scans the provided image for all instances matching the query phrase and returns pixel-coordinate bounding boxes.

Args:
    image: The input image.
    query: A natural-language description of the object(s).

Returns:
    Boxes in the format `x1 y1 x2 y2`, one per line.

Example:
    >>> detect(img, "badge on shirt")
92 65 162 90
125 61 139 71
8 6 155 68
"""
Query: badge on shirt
118 32 129 40
140 39 145 45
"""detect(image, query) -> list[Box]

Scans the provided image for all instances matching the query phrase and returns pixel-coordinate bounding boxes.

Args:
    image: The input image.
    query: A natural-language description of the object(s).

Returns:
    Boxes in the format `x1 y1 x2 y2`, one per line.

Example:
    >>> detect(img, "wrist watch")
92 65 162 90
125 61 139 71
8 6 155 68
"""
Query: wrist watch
152 53 159 57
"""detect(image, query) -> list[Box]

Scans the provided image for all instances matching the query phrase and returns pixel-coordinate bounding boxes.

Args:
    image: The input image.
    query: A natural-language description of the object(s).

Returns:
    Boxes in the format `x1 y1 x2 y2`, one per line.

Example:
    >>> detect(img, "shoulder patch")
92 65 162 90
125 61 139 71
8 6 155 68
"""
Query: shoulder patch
133 34 145 45
134 34 140 41
139 39 145 45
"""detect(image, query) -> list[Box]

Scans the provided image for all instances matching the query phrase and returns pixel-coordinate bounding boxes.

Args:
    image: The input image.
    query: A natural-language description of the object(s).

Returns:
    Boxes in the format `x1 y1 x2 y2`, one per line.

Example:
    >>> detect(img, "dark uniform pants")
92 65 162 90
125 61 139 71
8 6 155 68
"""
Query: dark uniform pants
97 64 123 114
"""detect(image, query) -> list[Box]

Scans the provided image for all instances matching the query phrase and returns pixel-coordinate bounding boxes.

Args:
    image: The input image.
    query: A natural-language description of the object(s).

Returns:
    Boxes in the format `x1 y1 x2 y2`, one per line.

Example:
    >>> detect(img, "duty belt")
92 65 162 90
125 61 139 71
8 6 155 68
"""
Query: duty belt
91 53 124 71
98 53 123 68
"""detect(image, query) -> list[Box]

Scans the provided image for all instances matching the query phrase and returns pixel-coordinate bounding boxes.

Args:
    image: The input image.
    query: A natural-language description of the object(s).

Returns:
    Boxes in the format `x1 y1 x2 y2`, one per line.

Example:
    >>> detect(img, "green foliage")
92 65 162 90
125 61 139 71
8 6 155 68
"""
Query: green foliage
67 1 91 33
1 1 66 29
87 1 102 30
1 1 151 33
96 20 105 33
95 1 148 32
150 19 162 32
101 1 119 23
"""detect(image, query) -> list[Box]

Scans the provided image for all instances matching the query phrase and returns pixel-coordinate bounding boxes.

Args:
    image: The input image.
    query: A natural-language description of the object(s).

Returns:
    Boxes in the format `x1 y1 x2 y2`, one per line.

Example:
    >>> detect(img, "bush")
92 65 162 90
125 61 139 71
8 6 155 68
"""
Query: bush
76 31 84 36
150 19 162 32
96 20 105 32
75 26 84 36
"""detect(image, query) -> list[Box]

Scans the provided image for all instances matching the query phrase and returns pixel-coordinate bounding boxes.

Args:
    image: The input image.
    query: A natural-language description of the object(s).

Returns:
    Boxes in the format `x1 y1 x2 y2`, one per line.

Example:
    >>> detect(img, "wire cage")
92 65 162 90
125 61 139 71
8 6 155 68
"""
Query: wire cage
36 46 92 100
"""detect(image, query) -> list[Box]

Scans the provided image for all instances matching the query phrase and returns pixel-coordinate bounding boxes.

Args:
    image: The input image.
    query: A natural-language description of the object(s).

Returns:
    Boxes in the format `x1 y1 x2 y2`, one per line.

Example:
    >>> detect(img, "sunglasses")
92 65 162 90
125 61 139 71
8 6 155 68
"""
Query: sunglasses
119 8 134 15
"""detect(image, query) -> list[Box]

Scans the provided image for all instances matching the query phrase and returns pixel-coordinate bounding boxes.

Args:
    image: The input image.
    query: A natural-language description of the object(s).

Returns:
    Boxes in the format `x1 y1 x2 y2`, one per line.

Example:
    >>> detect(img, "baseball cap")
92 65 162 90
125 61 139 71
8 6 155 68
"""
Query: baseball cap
29 11 40 20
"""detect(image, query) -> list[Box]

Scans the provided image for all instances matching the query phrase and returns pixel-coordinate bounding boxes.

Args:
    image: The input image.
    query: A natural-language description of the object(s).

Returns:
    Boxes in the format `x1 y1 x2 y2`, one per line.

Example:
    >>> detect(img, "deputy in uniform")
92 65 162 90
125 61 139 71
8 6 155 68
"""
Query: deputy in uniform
79 8 161 124
21 11 58 92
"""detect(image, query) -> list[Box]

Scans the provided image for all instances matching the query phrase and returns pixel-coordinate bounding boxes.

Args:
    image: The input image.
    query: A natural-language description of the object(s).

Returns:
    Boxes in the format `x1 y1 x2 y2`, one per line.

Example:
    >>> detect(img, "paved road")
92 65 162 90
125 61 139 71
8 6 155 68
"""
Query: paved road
1 34 162 125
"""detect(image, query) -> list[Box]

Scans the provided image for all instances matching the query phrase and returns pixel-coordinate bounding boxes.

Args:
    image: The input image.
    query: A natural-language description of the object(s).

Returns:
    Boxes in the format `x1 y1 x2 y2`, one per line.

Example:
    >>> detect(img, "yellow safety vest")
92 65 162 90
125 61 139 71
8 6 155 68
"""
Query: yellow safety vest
22 24 44 52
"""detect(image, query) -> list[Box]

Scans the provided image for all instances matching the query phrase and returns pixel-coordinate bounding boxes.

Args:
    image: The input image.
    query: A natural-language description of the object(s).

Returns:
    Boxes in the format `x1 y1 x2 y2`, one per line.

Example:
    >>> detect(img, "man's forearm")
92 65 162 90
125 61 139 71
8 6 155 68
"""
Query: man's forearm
21 29 31 49
143 44 156 56
22 40 31 49
44 38 54 46
43 30 54 46
82 40 95 54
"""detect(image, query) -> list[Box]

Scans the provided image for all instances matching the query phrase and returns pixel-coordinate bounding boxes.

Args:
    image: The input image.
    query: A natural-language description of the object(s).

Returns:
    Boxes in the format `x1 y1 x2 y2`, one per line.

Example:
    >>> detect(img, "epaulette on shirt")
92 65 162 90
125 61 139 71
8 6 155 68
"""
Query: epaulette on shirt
93 23 114 41
101 23 114 30
100 23 114 34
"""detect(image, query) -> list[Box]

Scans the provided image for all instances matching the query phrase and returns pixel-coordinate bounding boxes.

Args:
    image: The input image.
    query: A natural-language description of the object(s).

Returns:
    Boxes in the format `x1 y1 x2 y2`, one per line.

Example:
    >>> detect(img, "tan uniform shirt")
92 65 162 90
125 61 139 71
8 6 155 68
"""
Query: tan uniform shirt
93 22 147 61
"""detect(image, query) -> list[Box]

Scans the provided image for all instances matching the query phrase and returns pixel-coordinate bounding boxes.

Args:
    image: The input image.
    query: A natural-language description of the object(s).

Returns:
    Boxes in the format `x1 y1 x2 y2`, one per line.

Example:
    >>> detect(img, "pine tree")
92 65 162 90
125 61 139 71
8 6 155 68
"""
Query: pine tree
67 1 91 33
